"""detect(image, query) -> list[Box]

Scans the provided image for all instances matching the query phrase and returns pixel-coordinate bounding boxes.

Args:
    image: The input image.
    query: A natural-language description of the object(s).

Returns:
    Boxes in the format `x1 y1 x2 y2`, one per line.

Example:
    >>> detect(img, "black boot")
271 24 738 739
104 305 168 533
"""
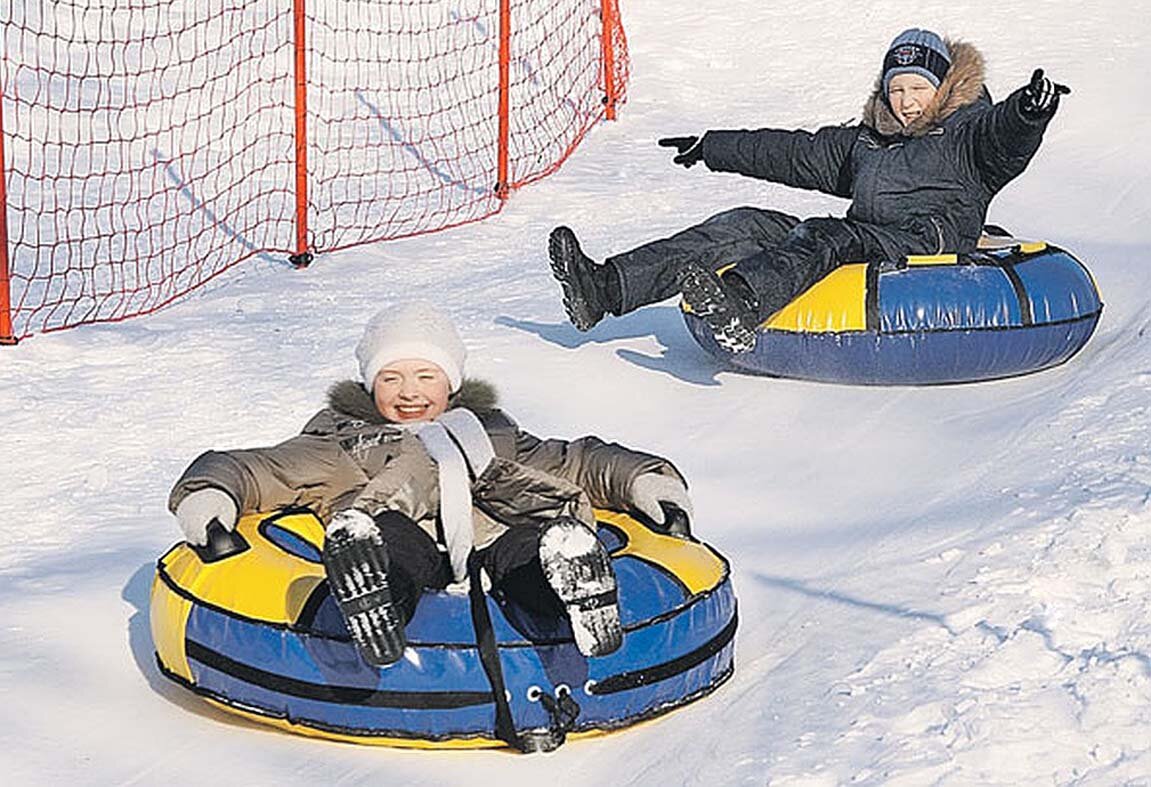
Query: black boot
548 226 614 331
538 517 622 657
678 263 760 354
323 519 407 667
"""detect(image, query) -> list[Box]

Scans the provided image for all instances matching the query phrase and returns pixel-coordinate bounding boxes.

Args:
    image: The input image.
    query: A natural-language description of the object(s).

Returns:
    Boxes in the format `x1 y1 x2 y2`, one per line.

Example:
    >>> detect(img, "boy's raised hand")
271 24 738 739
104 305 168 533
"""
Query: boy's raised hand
1021 68 1070 118
658 135 704 168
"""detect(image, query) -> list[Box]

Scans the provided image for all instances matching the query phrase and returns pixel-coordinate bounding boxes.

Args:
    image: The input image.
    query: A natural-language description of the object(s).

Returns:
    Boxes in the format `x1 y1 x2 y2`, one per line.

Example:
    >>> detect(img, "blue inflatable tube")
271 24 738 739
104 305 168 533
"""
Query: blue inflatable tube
684 241 1102 385
150 509 737 750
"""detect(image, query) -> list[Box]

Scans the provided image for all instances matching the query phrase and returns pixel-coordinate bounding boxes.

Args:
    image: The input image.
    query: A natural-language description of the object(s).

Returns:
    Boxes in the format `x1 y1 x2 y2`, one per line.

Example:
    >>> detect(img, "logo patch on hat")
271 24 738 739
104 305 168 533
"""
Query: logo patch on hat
892 44 923 66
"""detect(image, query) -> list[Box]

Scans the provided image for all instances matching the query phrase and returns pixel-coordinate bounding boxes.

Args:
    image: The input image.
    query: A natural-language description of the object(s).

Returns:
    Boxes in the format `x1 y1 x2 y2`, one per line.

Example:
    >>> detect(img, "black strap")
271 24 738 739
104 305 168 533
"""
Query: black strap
184 640 492 709
467 552 521 748
589 610 738 695
999 263 1035 326
865 261 881 331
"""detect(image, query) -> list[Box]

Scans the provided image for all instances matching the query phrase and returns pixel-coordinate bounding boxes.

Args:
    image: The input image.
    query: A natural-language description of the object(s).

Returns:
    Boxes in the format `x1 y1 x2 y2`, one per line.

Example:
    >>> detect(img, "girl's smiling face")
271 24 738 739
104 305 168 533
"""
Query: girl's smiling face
372 359 451 422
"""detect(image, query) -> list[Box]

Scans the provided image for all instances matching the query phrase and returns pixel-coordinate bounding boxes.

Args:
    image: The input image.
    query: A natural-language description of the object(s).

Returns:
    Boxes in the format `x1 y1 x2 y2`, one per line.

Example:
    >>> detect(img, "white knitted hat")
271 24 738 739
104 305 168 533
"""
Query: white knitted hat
356 302 466 392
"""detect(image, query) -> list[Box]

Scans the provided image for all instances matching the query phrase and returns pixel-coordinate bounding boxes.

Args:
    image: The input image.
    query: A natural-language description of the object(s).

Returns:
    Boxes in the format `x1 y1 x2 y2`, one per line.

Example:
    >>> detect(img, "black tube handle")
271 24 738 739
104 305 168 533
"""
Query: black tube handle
190 518 250 563
633 502 694 541
660 502 693 540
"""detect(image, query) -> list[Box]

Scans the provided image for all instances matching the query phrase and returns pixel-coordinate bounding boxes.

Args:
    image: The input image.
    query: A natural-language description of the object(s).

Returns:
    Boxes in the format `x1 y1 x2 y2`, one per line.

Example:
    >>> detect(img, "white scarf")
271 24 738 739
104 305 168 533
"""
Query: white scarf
413 408 496 582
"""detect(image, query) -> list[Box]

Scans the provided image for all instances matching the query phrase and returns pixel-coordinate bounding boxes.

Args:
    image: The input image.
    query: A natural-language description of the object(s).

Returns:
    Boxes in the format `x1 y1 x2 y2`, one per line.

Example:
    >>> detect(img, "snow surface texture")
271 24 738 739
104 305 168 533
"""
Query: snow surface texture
3 1 1151 784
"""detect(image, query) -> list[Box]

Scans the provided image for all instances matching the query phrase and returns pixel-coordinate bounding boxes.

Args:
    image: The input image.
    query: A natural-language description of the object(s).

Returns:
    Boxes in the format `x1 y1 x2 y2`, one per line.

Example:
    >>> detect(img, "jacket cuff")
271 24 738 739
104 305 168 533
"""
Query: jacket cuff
700 129 739 172
168 450 250 514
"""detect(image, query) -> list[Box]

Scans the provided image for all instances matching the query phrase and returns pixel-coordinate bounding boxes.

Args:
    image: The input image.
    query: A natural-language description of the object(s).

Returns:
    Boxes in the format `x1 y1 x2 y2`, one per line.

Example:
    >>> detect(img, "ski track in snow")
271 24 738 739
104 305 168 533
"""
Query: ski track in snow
3 1 1151 784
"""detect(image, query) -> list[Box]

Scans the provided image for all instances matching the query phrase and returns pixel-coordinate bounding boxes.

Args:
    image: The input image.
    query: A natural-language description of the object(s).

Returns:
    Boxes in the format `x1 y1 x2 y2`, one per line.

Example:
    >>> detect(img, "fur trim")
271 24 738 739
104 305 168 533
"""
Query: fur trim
327 378 499 424
862 39 986 137
453 378 498 412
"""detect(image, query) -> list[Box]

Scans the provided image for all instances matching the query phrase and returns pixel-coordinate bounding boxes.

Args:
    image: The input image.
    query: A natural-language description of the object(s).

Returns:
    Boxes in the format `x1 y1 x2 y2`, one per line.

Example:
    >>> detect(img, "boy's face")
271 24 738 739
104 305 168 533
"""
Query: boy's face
372 359 452 423
887 73 938 126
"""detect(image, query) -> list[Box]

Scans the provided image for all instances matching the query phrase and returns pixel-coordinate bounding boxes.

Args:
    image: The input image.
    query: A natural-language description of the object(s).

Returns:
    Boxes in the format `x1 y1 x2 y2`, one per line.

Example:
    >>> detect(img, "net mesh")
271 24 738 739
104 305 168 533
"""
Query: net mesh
0 0 628 339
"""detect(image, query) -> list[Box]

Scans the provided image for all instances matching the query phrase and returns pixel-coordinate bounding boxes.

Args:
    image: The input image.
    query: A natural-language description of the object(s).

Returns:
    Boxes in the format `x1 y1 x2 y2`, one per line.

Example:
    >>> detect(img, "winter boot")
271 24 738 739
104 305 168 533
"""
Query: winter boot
678 263 760 354
539 517 622 657
548 226 609 331
323 515 407 667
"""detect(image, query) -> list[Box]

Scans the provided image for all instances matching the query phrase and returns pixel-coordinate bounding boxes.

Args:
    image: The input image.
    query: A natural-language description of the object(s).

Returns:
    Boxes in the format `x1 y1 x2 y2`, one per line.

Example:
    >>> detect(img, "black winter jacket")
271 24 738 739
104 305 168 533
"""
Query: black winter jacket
698 40 1056 255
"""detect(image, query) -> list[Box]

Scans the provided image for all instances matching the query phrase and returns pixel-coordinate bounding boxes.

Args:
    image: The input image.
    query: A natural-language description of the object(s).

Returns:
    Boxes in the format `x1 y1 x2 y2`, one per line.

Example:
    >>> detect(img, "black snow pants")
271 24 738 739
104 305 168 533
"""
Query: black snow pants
373 511 562 622
606 206 936 321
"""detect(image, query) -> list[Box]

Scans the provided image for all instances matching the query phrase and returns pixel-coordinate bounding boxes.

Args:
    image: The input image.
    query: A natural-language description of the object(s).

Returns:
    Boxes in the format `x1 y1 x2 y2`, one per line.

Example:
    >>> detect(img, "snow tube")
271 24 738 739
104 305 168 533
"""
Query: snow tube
683 240 1102 385
150 508 736 750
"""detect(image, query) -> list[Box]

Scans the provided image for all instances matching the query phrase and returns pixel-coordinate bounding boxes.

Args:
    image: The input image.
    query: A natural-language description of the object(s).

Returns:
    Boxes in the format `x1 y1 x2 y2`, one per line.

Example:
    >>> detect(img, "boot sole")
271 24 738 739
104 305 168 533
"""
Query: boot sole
539 518 622 657
679 265 758 354
548 227 602 332
324 527 407 667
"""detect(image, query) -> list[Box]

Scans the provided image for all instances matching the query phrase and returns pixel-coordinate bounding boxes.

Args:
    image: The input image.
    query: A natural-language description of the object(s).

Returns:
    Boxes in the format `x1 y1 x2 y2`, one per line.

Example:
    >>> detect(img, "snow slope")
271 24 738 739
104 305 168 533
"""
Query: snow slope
3 1 1151 784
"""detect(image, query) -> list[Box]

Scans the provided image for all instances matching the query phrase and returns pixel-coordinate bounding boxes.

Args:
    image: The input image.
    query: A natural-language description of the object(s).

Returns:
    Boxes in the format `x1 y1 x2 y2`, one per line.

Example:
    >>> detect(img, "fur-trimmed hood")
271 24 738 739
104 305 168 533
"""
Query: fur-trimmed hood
862 39 986 138
327 377 499 425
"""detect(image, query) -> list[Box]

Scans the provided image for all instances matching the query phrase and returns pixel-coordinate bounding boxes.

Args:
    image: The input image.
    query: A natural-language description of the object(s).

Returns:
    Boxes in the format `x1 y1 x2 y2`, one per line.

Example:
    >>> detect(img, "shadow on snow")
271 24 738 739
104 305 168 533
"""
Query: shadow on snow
495 305 730 386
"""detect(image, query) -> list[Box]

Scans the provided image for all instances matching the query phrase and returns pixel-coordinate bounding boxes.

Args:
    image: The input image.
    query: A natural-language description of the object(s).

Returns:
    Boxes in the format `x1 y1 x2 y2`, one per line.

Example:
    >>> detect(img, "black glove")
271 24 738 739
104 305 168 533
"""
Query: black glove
1020 69 1070 119
658 135 704 168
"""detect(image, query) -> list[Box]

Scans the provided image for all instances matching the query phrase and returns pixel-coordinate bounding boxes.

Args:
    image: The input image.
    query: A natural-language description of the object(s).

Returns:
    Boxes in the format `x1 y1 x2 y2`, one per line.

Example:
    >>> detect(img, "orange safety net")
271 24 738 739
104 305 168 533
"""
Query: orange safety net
0 0 628 340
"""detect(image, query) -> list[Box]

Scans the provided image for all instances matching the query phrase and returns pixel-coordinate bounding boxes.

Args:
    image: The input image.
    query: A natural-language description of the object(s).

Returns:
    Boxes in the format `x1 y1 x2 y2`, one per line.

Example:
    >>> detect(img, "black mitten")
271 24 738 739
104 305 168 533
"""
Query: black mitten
1020 69 1070 119
658 135 704 168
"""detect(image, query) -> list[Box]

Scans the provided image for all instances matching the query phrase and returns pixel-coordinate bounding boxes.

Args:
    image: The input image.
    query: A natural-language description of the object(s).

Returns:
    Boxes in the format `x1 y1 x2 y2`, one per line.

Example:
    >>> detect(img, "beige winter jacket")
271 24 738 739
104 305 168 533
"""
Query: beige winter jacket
168 379 683 549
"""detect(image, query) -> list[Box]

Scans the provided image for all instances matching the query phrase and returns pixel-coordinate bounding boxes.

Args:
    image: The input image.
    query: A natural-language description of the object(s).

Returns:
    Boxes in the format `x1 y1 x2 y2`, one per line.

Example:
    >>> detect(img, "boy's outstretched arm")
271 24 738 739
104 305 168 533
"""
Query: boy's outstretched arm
969 68 1070 194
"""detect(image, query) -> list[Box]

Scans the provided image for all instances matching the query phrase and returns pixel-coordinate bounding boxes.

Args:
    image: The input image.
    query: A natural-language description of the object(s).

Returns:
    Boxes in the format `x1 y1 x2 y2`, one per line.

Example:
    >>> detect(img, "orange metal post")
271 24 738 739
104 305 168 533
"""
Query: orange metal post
495 0 511 199
0 80 15 344
290 0 312 267
601 0 618 121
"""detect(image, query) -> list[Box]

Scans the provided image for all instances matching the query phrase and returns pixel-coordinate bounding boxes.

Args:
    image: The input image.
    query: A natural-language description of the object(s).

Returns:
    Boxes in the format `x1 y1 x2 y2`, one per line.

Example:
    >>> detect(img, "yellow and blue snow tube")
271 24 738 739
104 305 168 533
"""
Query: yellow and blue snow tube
683 241 1102 385
150 509 736 749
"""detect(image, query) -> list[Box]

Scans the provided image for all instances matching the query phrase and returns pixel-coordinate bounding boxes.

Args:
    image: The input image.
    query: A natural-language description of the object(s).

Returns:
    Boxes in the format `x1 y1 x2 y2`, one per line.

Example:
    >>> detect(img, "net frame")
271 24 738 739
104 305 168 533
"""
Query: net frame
0 0 628 341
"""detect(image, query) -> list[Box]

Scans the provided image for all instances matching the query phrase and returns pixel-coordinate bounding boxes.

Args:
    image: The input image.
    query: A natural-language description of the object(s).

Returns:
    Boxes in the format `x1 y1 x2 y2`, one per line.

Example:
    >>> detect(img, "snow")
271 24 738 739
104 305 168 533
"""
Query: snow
3 0 1151 784
327 509 380 541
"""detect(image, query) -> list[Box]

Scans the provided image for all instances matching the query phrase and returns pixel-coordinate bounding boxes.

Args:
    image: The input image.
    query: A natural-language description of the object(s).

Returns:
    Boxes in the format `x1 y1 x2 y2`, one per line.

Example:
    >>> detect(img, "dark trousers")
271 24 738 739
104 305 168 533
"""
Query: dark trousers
607 206 930 321
374 511 562 622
